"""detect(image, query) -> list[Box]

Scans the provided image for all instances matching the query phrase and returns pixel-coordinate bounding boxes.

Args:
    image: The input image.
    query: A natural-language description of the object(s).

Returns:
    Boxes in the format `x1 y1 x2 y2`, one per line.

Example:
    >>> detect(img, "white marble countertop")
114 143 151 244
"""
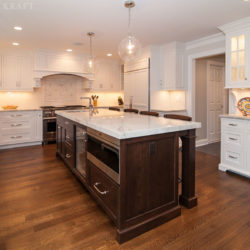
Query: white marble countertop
56 109 201 139
220 114 250 120
0 108 41 112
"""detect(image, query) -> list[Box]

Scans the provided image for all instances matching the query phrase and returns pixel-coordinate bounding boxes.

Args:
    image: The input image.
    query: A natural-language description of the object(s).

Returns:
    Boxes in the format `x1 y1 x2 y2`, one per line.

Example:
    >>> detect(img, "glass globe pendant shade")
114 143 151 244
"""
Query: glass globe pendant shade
88 57 94 73
118 35 141 62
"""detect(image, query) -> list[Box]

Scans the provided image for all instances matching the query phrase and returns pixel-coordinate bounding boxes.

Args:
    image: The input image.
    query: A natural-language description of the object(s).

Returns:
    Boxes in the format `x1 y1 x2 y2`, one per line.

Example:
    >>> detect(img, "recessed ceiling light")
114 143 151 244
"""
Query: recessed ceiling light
107 53 112 57
66 49 72 52
12 42 19 46
14 26 22 31
243 0 250 2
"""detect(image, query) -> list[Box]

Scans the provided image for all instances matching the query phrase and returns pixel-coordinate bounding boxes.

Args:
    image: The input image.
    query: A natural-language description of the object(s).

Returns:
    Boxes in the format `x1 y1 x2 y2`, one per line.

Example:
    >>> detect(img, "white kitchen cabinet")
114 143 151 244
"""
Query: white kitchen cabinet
0 110 42 149
92 58 121 91
0 54 33 91
159 42 185 90
219 116 250 178
219 17 250 88
124 58 149 110
124 69 149 110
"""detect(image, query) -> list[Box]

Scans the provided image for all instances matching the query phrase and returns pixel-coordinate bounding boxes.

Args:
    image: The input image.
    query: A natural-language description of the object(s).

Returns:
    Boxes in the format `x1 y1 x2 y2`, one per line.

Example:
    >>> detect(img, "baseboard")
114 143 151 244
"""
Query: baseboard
196 139 209 147
0 141 42 150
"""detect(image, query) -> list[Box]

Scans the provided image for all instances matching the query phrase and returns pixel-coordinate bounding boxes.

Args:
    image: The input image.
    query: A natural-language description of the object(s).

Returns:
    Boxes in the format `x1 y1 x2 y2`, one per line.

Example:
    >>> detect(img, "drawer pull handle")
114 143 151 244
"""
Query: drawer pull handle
93 182 109 195
11 123 22 127
66 135 70 139
229 137 237 141
11 114 22 117
10 135 22 139
65 154 71 159
229 123 237 127
229 155 237 160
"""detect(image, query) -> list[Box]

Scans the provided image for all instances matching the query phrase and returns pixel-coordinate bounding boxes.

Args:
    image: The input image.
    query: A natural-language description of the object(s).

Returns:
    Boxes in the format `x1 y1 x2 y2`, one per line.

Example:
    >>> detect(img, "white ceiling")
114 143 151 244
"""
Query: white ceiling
1 0 250 57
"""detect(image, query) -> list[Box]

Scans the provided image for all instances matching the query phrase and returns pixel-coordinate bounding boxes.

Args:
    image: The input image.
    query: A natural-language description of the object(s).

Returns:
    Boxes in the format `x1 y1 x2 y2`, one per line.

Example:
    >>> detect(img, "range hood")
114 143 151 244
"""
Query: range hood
33 70 94 88
33 49 95 88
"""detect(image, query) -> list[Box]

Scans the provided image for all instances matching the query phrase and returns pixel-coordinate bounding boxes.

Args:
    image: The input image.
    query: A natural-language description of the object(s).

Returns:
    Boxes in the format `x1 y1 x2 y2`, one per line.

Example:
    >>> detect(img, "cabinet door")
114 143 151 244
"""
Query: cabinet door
226 31 249 88
56 123 63 156
124 69 149 110
92 59 121 91
2 55 33 91
2 55 21 90
124 134 178 219
20 56 33 90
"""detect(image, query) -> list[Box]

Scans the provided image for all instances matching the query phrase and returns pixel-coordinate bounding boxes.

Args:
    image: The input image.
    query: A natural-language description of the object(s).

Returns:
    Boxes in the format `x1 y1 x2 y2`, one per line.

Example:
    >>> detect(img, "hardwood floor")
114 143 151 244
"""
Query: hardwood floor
0 145 249 250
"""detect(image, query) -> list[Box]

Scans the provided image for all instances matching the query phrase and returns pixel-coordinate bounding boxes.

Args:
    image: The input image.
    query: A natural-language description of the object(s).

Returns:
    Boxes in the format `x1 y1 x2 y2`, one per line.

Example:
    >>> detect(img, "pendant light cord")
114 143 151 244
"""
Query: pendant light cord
128 6 131 36
89 35 93 59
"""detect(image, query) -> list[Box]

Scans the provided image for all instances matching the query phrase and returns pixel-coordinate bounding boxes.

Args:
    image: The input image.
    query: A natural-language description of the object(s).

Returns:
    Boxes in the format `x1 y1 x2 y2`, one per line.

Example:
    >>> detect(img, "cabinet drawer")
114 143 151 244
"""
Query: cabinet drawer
221 144 244 169
64 144 74 169
222 131 243 148
221 118 244 132
0 120 32 130
89 161 118 216
0 111 33 121
0 131 33 145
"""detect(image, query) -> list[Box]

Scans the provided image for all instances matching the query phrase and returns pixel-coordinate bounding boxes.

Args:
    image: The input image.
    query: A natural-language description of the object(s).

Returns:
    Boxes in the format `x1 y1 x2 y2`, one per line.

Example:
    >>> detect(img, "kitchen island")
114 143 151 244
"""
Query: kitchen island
55 109 201 243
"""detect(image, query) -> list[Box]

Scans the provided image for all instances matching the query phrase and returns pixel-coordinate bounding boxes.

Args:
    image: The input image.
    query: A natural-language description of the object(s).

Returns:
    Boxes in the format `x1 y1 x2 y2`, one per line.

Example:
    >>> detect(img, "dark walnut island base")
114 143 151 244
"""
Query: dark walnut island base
56 110 200 243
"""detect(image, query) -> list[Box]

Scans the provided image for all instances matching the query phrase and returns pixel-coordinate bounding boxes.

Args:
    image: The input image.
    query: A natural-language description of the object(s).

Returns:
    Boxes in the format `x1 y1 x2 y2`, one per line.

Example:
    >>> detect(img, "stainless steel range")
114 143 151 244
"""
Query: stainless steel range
41 105 86 144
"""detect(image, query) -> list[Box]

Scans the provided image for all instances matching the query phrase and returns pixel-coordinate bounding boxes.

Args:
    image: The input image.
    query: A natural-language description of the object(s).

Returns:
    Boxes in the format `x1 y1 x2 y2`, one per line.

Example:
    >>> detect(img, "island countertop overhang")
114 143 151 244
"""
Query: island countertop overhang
55 109 201 139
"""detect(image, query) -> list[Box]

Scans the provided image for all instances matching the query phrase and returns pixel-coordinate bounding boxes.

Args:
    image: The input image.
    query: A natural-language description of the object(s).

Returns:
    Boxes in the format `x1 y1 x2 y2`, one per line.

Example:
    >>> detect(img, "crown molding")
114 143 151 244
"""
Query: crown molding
218 16 250 34
185 33 225 50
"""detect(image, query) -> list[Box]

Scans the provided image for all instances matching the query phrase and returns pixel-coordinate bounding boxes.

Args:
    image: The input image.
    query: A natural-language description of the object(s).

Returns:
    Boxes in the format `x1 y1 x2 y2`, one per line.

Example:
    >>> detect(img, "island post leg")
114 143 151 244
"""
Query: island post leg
179 129 197 208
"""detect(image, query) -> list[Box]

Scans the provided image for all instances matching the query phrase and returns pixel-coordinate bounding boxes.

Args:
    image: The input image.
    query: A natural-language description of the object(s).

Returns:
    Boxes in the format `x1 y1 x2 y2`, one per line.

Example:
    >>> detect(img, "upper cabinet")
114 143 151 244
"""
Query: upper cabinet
159 42 185 90
219 17 250 88
0 52 34 91
91 58 121 91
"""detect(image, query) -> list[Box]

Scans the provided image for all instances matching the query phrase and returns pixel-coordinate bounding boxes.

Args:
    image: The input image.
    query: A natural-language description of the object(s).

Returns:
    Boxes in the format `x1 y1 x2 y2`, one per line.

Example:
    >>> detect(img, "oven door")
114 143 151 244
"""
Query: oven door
87 135 120 184
43 118 56 142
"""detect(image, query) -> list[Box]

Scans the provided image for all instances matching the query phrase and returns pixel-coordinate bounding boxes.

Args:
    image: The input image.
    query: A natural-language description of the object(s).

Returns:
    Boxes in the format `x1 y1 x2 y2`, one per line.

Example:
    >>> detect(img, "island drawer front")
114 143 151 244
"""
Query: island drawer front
89 161 118 216
221 118 245 132
64 144 75 169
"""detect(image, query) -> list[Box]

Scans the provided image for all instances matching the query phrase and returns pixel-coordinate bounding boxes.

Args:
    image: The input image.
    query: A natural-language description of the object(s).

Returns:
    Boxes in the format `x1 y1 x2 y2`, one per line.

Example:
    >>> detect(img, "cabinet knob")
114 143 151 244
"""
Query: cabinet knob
245 77 248 80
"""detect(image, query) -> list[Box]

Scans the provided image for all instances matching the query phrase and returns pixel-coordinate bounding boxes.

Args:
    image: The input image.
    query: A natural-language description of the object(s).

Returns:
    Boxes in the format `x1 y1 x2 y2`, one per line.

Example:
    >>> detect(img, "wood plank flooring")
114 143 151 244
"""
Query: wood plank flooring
0 144 250 250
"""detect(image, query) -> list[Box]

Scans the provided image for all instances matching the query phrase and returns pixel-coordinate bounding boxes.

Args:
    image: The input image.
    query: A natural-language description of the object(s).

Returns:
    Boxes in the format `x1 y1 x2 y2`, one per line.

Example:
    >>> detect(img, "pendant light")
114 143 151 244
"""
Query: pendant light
118 0 141 62
87 32 95 72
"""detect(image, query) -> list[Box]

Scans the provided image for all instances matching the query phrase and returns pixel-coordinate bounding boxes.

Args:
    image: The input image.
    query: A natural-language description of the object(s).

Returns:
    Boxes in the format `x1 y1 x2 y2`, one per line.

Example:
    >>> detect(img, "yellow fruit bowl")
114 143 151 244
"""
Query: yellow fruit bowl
2 105 18 110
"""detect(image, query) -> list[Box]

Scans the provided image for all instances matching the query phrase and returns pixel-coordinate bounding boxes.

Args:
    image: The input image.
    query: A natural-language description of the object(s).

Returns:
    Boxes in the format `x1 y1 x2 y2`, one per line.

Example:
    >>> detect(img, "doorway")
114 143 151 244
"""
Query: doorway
195 54 228 146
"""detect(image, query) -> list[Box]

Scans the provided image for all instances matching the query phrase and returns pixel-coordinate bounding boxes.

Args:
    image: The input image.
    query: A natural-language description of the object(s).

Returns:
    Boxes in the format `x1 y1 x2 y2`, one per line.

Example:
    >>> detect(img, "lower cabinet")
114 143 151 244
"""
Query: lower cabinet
0 110 42 149
219 117 250 177
56 116 75 170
